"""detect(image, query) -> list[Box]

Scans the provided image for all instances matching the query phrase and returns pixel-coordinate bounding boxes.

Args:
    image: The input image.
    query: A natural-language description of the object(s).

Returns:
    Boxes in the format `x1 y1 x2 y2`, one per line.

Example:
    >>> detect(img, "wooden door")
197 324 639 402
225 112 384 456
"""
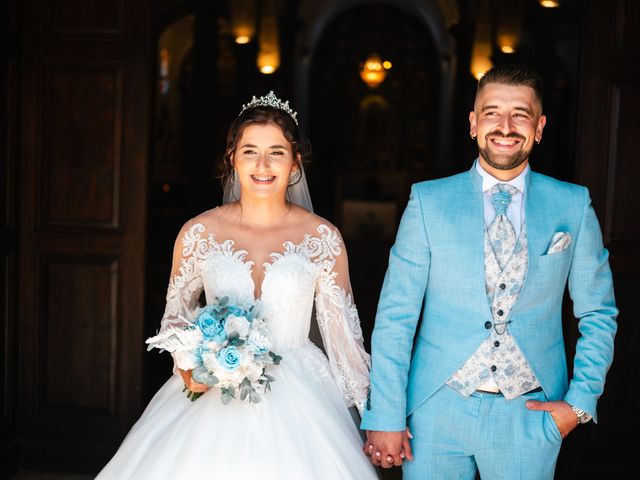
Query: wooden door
1 0 20 477
559 0 640 477
18 0 151 472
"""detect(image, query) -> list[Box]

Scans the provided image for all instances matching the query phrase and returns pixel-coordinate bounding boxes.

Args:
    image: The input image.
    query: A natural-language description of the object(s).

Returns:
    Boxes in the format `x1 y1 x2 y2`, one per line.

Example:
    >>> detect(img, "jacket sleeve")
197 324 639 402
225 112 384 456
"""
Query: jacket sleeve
564 187 618 422
360 184 431 431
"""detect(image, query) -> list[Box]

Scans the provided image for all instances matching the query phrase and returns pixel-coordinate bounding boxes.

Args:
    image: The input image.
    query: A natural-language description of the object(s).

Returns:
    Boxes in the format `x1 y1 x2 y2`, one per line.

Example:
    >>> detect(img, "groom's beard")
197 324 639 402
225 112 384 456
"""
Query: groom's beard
478 132 531 171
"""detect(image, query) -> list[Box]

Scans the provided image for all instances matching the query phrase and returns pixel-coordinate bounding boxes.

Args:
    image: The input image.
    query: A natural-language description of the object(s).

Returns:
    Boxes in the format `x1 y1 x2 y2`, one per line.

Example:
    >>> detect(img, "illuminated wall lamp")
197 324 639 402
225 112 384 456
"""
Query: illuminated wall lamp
360 54 391 89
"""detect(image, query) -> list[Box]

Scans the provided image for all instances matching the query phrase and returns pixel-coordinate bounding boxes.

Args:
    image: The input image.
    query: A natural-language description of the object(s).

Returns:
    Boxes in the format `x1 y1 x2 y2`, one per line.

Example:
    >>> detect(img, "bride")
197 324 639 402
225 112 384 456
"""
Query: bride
95 92 377 479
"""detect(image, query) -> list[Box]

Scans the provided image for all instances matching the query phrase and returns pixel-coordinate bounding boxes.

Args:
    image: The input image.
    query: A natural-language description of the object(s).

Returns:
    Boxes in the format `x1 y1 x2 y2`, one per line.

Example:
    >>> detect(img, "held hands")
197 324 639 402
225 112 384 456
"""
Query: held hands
363 428 413 468
525 399 579 438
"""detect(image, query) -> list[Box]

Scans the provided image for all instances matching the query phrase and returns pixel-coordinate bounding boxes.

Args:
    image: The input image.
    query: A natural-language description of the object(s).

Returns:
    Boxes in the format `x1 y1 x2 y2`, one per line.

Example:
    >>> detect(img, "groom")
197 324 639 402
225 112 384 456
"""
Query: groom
361 64 617 479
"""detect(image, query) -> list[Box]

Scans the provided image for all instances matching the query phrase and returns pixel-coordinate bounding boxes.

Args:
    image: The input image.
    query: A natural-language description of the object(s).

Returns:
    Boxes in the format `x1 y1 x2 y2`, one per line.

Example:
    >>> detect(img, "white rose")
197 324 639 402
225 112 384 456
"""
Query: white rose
248 330 272 353
218 368 245 386
242 361 263 382
225 315 251 337
201 350 219 372
173 350 201 370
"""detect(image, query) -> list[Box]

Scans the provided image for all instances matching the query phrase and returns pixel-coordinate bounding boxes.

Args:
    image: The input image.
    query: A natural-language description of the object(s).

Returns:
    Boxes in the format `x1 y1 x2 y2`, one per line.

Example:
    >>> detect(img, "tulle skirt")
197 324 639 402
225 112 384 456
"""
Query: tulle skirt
96 342 378 479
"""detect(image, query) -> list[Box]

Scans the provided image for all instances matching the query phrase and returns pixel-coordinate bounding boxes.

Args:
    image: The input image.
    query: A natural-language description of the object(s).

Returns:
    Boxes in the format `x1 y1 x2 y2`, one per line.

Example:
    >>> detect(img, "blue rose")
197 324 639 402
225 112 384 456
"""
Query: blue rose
217 346 242 371
197 311 227 343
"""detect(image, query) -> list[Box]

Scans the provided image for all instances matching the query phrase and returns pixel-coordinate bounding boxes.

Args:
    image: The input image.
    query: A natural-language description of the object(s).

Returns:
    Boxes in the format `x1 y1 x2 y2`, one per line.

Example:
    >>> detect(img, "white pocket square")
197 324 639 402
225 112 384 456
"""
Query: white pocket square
546 232 571 255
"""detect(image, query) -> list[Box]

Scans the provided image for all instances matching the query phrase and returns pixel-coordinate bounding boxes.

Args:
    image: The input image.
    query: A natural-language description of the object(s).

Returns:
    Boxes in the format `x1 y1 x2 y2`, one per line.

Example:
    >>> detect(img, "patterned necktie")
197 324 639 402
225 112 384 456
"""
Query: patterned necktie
488 183 518 270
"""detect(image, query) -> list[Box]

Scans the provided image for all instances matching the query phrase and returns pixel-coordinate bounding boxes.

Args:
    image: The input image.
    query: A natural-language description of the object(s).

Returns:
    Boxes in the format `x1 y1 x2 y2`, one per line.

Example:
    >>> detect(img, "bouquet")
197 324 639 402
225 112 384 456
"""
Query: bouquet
146 297 282 404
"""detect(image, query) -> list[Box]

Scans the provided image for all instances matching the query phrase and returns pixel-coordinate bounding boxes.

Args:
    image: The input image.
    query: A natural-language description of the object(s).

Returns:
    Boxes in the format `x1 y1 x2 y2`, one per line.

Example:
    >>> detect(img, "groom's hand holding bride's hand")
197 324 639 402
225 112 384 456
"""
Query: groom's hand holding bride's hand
363 429 413 468
178 368 209 393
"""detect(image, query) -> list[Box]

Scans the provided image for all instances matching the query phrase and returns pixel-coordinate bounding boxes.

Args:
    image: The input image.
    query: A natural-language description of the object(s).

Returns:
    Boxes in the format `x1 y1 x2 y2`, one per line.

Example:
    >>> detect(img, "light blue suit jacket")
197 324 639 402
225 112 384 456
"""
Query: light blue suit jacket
361 163 618 432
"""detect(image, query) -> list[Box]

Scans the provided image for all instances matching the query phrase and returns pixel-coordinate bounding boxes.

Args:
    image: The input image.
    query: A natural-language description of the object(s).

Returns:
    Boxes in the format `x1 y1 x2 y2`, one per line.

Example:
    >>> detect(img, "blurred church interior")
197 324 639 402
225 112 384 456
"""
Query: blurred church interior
1 0 638 478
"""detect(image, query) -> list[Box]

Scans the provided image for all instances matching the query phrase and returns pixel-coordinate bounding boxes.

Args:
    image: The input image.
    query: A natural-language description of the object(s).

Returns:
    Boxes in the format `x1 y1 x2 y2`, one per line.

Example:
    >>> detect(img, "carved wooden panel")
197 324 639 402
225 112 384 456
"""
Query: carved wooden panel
46 0 124 35
41 66 122 229
605 82 640 247
18 0 150 472
41 256 118 414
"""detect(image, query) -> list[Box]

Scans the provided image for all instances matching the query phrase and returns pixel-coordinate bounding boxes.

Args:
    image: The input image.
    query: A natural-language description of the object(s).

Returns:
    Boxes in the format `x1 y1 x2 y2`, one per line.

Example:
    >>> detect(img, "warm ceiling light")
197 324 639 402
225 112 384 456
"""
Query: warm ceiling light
360 54 387 88
230 0 256 44
539 0 560 7
496 0 524 57
470 38 493 79
382 60 392 70
471 0 493 80
257 0 280 75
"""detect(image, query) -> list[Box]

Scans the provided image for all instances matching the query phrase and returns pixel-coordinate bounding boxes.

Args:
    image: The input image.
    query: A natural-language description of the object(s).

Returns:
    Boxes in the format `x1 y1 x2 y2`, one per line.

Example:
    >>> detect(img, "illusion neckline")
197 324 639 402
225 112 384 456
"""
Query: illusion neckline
194 222 334 299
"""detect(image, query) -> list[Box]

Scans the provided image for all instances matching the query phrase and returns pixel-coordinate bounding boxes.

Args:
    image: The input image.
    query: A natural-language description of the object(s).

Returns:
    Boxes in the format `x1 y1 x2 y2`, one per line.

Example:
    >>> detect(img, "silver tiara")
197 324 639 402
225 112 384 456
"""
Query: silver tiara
239 91 298 125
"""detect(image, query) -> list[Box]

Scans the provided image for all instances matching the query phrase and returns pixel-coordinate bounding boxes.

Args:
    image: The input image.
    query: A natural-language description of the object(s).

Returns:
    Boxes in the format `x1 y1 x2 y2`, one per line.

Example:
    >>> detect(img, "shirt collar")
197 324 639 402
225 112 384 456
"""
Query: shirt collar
475 159 529 194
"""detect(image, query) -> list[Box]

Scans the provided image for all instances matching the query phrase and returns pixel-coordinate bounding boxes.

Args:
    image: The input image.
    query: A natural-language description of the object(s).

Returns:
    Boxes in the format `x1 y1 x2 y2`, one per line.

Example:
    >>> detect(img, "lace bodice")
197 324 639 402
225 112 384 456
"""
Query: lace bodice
159 222 371 412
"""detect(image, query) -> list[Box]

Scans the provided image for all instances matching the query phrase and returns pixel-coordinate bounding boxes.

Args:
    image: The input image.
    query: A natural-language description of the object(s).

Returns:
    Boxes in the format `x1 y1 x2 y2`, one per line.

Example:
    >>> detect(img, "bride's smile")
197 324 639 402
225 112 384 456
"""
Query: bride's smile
233 123 299 201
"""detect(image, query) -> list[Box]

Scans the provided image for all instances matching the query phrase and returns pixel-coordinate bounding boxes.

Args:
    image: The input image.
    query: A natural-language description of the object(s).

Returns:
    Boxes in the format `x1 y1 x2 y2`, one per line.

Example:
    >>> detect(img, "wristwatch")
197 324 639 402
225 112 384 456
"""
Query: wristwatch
569 404 592 424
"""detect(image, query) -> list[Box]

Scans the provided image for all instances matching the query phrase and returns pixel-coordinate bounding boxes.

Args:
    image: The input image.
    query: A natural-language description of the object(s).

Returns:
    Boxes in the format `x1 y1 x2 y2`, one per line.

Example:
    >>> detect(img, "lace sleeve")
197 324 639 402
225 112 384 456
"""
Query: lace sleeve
313 226 371 415
159 222 206 333
152 222 208 373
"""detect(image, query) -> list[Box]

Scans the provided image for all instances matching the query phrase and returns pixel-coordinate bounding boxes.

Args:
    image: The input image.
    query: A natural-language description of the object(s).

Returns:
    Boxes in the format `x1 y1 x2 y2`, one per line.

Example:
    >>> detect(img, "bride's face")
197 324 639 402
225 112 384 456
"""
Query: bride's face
232 123 298 202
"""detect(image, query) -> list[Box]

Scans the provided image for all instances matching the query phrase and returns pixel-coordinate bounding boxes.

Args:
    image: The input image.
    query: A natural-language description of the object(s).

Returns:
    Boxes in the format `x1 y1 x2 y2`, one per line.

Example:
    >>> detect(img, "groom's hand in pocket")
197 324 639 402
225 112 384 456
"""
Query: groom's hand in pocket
525 399 579 438
364 429 413 468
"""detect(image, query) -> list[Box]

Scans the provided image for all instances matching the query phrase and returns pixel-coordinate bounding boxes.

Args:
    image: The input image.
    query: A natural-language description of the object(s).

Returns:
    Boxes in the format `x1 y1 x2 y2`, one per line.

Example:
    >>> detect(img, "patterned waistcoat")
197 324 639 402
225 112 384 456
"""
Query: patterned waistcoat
446 224 540 399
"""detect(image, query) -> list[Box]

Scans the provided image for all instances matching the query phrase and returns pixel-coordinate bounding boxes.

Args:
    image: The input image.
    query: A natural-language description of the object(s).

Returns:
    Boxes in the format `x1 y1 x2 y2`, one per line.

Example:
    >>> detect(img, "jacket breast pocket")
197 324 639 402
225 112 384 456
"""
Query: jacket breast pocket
539 247 570 264
536 248 571 281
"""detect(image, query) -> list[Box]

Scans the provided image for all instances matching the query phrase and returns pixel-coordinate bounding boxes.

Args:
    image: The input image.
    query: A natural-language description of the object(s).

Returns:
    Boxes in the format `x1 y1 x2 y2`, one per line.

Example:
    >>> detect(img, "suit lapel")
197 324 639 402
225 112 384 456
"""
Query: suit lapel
464 165 493 318
520 171 553 298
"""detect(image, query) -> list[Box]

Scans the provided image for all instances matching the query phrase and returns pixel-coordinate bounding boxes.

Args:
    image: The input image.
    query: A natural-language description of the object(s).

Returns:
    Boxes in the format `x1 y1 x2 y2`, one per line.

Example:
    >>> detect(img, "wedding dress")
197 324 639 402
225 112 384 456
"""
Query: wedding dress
96 221 377 479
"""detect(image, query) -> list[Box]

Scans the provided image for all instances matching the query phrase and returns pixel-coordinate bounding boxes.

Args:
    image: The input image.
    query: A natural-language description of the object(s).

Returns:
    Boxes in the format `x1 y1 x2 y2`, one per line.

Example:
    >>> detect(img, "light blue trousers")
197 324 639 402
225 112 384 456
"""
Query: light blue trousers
403 385 562 480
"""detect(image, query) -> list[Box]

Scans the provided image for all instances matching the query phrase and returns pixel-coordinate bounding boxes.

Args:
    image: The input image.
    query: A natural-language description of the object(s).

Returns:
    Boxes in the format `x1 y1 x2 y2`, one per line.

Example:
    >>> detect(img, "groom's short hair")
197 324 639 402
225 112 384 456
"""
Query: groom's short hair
478 64 544 104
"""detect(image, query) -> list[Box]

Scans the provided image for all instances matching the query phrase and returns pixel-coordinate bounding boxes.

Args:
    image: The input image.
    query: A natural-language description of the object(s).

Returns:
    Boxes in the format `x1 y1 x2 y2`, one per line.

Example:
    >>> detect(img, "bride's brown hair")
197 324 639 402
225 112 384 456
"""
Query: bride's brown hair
221 106 311 189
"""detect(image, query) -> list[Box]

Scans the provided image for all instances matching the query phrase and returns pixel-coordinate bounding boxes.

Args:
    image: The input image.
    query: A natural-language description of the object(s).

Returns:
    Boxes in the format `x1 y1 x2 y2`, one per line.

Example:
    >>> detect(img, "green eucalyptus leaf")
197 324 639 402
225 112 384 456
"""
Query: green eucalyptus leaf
249 390 261 403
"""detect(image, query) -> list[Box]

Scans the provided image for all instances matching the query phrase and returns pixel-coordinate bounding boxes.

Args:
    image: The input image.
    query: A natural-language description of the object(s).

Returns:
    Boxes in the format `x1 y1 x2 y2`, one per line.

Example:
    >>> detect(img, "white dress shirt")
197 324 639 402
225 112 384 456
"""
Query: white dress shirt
476 160 529 234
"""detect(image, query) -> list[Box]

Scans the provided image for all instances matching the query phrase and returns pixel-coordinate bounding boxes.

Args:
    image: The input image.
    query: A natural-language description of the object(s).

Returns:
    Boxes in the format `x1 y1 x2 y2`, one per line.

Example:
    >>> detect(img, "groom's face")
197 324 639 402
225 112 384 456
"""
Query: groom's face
469 83 546 172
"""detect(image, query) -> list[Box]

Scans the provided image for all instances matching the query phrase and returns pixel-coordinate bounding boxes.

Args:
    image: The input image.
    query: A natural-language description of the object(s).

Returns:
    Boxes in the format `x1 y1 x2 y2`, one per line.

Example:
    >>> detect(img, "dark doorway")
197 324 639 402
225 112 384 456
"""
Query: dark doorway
308 3 445 347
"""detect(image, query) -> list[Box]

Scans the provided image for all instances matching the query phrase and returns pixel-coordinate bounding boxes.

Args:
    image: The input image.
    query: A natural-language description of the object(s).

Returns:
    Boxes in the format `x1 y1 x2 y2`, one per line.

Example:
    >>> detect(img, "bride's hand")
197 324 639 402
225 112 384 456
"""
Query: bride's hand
178 368 209 393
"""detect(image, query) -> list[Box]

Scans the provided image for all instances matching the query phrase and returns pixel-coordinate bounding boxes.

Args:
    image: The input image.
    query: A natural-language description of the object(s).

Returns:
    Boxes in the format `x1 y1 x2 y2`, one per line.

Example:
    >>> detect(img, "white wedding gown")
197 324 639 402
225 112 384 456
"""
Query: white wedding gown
96 222 377 479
